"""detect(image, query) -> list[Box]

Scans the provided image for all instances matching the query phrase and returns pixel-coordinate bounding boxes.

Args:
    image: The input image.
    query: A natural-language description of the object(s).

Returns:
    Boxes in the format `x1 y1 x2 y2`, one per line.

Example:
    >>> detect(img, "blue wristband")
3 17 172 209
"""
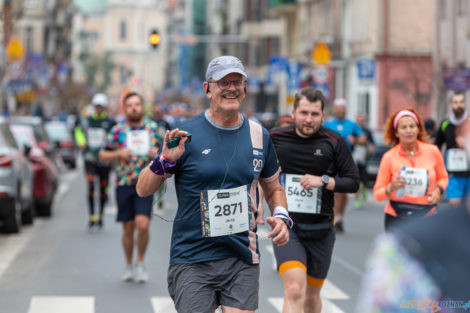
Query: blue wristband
149 154 175 175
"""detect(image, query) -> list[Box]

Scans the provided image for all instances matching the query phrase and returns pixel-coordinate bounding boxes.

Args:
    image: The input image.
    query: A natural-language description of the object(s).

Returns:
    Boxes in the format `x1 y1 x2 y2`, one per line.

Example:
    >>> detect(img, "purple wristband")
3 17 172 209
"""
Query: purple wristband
273 212 294 229
149 154 175 175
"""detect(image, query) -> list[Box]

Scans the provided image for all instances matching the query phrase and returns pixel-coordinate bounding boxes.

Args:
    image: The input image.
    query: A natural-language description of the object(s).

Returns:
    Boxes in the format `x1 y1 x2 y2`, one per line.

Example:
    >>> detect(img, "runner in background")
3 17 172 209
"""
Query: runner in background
353 113 375 209
324 98 366 232
276 115 294 128
74 93 115 230
373 108 448 230
357 117 470 313
99 92 162 283
435 91 470 207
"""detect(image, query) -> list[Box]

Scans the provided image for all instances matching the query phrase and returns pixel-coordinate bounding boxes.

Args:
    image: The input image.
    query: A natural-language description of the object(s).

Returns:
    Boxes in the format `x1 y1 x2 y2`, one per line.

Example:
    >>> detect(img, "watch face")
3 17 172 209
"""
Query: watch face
322 175 329 185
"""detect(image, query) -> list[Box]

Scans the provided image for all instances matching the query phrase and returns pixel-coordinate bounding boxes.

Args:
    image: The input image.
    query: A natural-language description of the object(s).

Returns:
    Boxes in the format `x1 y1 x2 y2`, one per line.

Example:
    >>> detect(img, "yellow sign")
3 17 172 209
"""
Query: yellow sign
286 95 294 106
16 91 35 102
312 42 331 65
6 37 24 61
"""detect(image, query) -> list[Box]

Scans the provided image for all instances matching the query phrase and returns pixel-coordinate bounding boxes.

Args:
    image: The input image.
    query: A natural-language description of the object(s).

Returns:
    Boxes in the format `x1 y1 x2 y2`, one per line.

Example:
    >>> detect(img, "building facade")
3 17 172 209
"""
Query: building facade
79 0 167 105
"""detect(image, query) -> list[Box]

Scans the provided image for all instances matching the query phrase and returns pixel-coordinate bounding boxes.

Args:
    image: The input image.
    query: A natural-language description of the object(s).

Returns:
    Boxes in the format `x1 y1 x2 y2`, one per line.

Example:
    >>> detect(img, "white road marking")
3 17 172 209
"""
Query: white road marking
321 280 349 300
104 205 117 215
56 170 79 197
0 220 43 278
56 183 70 196
268 297 345 313
268 298 284 312
150 297 176 313
265 244 278 271
150 297 222 313
27 296 94 313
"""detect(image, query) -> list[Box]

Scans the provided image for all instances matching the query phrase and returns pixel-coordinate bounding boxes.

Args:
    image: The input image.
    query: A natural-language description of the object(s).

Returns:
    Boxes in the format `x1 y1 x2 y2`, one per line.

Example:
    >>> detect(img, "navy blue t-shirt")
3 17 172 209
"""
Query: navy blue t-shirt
166 111 280 264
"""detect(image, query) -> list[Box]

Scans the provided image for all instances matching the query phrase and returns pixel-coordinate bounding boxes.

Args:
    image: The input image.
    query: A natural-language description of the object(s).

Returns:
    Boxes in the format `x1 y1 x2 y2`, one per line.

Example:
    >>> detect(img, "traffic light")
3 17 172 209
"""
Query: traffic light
149 30 161 50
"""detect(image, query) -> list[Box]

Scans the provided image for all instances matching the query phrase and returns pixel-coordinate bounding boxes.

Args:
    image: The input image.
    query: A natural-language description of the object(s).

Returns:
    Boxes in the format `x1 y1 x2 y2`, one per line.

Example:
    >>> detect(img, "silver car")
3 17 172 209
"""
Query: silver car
0 117 35 233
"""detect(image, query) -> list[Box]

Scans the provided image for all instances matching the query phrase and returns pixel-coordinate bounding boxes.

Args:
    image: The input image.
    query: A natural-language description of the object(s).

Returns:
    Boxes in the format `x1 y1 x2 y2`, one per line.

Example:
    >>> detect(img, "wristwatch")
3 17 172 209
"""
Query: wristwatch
321 175 330 187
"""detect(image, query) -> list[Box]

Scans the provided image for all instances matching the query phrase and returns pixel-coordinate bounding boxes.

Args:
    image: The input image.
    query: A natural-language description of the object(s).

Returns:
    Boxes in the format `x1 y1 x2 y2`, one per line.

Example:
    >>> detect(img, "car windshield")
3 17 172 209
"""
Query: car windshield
45 122 71 141
10 125 36 148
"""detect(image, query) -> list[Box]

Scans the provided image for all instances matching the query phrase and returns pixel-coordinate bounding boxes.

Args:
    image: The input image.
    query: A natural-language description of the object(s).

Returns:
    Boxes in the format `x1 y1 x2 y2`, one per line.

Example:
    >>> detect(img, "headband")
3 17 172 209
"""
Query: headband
393 110 419 129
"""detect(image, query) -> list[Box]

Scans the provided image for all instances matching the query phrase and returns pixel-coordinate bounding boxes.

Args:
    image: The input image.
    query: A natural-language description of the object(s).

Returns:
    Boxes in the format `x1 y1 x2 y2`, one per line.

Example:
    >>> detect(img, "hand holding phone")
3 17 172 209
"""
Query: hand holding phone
161 129 189 163
167 133 192 149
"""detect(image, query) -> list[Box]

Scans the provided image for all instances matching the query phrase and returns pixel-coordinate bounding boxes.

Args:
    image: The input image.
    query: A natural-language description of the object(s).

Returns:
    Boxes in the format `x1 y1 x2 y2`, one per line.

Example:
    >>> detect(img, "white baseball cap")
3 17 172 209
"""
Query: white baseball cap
91 93 108 107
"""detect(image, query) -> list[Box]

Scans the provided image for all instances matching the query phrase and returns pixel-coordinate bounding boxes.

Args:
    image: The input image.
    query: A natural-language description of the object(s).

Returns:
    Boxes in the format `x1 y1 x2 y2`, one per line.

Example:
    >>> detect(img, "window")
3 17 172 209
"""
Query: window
26 27 33 53
358 92 370 117
120 19 127 41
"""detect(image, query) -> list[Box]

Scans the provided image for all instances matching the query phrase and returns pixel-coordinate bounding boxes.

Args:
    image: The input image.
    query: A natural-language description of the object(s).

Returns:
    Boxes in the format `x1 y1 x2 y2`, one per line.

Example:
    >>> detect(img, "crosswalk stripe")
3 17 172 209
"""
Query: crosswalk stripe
28 296 94 313
321 280 349 300
268 297 345 313
149 297 228 313
25 295 346 313
150 297 177 313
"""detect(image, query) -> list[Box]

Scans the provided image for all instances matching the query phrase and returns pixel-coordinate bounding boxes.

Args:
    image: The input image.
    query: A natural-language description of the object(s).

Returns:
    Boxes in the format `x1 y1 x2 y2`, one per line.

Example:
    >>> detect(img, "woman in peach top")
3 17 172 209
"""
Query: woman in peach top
373 109 448 230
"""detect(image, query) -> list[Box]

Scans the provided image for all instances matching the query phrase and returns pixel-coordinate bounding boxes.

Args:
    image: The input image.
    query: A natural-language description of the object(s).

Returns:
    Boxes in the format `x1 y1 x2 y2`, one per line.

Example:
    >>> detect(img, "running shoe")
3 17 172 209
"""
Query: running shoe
134 264 149 283
88 220 96 232
335 221 344 233
121 265 133 282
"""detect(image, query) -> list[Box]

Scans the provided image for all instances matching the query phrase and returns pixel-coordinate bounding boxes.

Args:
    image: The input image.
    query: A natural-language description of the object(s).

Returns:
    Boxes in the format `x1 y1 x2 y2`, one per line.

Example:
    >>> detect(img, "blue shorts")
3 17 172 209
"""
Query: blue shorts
445 176 470 200
115 185 153 222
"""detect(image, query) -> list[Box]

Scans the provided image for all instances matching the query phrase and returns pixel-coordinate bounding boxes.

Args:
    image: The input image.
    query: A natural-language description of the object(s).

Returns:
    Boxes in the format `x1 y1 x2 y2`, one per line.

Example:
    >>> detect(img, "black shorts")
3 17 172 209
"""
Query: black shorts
357 164 368 184
167 257 259 313
84 160 110 177
115 185 153 222
273 226 335 285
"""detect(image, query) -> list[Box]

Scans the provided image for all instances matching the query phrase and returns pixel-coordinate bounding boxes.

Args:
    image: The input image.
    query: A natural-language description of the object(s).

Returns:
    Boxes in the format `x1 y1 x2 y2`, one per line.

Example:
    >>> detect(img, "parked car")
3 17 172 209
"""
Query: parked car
11 116 63 172
365 130 392 188
10 124 59 217
0 117 35 233
45 120 78 168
